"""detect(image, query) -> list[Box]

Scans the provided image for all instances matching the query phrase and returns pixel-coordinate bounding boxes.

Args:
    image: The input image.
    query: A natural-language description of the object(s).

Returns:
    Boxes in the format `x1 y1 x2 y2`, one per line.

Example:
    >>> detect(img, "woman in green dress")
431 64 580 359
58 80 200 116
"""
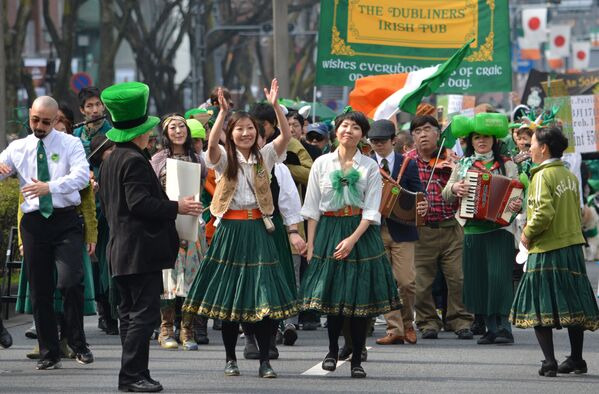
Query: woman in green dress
300 110 401 379
511 126 599 377
442 113 522 345
183 80 298 378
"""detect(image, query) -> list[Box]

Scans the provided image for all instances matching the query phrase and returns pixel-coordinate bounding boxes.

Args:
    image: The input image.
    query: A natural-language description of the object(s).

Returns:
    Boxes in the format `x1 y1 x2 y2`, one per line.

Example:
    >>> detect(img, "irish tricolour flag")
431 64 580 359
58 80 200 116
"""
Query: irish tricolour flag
349 40 473 120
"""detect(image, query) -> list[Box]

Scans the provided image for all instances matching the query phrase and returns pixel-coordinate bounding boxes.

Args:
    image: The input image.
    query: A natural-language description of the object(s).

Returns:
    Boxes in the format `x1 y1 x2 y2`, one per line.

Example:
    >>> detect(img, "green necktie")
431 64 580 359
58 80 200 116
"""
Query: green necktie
37 140 53 218
381 158 390 175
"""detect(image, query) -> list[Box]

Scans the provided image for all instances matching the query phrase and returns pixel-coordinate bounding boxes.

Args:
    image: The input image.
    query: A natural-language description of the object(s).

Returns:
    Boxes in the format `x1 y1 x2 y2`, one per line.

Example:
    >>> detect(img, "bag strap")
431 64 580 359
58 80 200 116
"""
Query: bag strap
396 157 411 183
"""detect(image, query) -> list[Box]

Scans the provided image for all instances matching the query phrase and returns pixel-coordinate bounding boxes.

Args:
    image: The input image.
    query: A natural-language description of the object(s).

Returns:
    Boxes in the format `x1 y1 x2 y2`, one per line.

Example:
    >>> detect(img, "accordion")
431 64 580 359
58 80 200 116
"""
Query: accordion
459 171 524 226
380 169 426 226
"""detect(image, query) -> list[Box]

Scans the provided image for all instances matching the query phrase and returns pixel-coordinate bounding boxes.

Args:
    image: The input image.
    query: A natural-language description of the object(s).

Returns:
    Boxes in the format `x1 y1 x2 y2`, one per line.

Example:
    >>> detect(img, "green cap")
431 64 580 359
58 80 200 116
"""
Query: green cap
187 118 206 139
101 82 159 143
185 107 212 126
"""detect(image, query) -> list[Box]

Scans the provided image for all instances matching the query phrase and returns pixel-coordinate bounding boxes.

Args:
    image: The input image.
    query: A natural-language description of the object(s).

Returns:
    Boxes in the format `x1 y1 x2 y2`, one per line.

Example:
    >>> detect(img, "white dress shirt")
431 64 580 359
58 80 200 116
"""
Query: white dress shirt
374 151 395 173
0 130 90 213
274 163 303 226
207 142 285 216
301 149 382 224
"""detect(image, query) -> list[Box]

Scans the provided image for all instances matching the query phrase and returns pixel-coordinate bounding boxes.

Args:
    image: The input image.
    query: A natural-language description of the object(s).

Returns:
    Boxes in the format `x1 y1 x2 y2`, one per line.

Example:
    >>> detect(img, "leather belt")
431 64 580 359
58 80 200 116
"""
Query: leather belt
323 206 362 217
222 208 262 220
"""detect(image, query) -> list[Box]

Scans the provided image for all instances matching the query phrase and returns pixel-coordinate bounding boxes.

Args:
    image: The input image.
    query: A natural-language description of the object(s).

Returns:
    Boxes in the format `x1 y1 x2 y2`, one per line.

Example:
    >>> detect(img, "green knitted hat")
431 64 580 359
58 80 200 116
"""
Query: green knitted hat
187 118 206 139
451 113 508 139
101 82 159 143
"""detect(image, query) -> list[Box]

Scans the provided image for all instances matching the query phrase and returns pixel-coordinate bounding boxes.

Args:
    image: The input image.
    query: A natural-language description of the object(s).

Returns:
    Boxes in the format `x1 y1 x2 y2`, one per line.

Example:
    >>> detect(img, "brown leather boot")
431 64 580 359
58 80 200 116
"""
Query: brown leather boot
180 313 198 351
158 305 178 349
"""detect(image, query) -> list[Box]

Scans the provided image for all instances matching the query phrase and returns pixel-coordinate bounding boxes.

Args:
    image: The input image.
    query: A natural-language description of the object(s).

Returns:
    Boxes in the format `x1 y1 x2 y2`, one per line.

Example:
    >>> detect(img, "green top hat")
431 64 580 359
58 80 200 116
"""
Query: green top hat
101 81 160 143
451 113 508 139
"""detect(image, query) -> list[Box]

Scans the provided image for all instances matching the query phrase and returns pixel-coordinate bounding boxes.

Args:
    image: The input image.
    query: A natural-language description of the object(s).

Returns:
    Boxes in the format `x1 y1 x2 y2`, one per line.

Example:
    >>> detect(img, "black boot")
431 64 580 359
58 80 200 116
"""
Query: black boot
269 333 279 360
0 319 13 349
244 333 260 359
195 316 209 345
96 301 107 332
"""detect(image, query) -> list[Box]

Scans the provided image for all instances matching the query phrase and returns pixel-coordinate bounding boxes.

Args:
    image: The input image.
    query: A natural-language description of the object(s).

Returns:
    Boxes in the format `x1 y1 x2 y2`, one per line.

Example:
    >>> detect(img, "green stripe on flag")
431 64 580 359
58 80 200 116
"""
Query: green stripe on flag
399 39 474 115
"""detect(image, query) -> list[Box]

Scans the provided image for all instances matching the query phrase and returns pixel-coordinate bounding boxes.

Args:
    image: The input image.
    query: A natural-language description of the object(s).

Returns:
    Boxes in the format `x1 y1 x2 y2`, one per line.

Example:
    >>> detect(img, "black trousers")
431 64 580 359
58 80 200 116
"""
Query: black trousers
20 208 86 361
114 271 162 385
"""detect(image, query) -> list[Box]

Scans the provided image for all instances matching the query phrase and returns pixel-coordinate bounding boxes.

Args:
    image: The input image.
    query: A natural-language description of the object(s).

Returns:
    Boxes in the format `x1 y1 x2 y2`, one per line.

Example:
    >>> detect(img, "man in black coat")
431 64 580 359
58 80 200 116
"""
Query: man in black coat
98 82 201 393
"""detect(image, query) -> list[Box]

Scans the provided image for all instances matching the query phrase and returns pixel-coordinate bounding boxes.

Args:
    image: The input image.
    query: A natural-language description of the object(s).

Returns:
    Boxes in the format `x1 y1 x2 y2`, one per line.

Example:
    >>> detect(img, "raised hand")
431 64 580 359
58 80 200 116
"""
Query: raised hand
217 88 230 114
264 78 279 107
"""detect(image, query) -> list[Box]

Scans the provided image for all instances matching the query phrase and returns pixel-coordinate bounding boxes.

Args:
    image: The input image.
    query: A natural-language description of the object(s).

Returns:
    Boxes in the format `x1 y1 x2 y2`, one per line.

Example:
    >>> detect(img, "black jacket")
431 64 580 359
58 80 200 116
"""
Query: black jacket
373 152 423 242
99 142 179 277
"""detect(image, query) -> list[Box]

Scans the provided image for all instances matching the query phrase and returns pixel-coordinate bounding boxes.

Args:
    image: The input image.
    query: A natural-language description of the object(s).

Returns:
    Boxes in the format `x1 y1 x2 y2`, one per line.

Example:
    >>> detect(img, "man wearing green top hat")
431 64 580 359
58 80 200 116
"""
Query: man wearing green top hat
99 81 203 392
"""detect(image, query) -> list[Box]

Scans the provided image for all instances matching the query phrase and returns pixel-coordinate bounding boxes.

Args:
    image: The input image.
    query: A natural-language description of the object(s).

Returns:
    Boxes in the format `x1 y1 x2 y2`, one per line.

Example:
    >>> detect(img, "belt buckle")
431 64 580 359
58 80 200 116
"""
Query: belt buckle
343 206 349 216
247 209 253 219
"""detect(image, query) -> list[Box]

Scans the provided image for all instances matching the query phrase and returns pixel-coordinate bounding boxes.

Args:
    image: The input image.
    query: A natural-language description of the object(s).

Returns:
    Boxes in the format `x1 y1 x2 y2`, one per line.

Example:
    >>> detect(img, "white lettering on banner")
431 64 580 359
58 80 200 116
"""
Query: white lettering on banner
570 95 596 153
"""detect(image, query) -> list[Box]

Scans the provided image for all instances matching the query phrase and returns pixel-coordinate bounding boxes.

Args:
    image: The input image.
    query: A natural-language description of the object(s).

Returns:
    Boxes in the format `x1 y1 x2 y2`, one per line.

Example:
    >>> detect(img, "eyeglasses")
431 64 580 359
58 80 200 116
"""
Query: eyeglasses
411 126 438 135
369 138 392 144
307 134 325 142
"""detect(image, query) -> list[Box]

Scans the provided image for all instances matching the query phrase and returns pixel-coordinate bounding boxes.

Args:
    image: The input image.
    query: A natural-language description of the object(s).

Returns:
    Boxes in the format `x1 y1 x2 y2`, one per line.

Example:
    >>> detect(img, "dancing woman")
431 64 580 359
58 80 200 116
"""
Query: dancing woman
511 126 599 376
300 110 401 378
183 80 298 378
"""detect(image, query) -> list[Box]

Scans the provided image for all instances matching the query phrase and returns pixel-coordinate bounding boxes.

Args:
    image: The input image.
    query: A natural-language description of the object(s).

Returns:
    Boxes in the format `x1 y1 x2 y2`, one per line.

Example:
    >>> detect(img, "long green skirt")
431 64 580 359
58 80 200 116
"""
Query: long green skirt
300 215 401 317
510 244 599 330
182 218 299 322
272 213 296 290
462 229 515 315
16 244 97 316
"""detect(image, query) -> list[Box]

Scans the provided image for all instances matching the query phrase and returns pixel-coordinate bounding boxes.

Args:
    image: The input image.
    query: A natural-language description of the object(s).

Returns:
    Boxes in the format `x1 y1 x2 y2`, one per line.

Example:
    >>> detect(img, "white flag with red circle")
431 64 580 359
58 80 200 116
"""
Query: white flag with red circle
522 7 547 44
572 41 591 70
549 25 571 58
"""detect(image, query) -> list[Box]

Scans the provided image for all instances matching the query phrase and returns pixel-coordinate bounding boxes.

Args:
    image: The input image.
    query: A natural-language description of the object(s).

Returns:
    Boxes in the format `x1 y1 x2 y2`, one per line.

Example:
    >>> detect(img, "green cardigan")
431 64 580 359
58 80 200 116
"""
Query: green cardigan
524 160 585 253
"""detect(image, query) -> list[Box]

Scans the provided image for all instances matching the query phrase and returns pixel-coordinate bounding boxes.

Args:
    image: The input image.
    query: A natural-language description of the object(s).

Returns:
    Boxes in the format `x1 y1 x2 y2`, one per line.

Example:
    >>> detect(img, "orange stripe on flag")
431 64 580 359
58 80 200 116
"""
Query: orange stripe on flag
520 48 541 60
349 73 408 119
548 58 564 69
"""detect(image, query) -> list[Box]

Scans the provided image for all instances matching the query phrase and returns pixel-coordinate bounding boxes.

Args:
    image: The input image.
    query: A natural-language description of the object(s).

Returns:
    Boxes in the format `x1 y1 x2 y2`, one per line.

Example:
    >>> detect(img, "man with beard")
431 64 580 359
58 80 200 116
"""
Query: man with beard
0 96 92 369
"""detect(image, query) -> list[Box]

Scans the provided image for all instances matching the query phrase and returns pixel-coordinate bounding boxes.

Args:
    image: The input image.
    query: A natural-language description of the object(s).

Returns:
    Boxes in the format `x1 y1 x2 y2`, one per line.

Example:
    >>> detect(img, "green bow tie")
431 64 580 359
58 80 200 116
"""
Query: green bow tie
37 140 53 218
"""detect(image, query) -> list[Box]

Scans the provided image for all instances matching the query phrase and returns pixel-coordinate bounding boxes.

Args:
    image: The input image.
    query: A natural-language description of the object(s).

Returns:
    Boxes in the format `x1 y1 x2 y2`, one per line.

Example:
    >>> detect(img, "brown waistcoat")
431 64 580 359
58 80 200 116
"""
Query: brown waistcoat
210 162 274 217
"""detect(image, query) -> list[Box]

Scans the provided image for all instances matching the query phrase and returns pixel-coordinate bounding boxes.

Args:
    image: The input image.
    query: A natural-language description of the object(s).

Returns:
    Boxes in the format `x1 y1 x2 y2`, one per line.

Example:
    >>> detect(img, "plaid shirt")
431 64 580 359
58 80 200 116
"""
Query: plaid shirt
405 149 458 223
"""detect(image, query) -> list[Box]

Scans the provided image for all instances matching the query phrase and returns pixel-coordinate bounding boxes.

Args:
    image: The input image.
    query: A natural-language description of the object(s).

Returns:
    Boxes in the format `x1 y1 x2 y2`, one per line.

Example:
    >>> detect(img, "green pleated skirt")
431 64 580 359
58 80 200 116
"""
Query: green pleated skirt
272 213 296 290
300 215 401 317
510 244 599 330
462 229 515 315
182 218 299 322
16 244 97 316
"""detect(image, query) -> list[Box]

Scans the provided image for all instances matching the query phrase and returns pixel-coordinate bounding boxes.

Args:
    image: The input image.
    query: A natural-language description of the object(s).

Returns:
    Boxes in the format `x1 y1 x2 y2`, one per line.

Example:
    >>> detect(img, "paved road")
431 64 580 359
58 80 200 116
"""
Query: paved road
1 263 599 393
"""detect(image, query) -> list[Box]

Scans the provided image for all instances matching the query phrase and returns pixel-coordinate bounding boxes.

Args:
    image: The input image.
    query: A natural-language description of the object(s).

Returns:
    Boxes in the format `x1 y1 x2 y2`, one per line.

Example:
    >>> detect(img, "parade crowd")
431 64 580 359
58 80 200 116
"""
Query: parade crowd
0 79 598 393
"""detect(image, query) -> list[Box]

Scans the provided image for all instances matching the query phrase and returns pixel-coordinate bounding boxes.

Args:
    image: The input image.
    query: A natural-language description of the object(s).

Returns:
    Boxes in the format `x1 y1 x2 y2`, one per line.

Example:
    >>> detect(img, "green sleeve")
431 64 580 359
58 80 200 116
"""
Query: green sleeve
524 172 554 242
78 185 98 244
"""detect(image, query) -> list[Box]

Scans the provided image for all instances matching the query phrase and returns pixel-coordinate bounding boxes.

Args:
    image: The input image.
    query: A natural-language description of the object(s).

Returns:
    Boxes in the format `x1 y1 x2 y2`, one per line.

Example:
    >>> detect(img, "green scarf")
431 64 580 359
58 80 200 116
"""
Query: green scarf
329 168 362 209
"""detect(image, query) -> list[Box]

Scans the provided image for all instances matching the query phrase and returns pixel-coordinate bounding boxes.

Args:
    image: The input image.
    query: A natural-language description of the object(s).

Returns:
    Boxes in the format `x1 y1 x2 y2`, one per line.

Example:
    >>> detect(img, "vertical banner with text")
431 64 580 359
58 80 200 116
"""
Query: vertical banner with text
316 0 511 93
545 95 599 154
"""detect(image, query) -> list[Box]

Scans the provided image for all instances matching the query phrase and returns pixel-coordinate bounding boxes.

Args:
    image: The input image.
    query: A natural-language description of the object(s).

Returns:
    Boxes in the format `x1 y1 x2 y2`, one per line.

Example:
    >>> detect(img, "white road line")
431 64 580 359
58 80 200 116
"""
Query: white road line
301 347 373 376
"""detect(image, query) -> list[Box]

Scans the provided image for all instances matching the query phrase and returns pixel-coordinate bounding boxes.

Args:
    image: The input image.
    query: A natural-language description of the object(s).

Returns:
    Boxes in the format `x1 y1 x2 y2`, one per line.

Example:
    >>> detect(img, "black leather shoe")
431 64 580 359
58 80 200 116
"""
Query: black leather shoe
98 317 107 332
75 347 94 365
338 345 352 360
456 328 474 340
558 356 587 374
0 323 13 349
36 359 62 370
195 316 209 344
322 353 338 371
244 334 260 359
212 319 222 331
538 360 558 377
118 379 163 392
302 321 319 331
25 325 37 339
471 315 486 335
421 329 438 339
259 361 277 378
105 320 119 336
494 329 514 344
476 332 497 345
224 360 240 376
283 324 298 346
351 365 367 378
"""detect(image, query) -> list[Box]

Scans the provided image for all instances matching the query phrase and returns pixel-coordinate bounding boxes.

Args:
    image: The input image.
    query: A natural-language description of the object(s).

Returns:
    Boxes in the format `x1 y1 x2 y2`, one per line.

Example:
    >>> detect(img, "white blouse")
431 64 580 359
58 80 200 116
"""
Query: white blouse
274 163 303 226
207 142 285 214
301 149 382 224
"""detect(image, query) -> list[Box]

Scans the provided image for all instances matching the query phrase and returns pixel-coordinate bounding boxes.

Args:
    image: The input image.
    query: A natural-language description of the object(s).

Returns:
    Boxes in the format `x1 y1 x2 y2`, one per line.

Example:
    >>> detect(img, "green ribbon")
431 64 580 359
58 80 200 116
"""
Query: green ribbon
457 156 475 178
329 168 362 209
584 227 598 238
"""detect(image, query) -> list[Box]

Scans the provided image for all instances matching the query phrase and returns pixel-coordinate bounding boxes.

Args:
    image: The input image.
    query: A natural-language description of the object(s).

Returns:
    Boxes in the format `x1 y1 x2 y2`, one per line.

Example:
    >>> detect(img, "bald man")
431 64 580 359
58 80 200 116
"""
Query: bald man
0 96 93 370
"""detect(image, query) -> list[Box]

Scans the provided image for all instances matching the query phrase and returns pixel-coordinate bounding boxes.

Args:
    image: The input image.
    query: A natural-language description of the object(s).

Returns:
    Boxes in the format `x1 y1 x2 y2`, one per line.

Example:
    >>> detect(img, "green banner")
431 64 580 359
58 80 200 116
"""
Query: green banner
316 0 512 93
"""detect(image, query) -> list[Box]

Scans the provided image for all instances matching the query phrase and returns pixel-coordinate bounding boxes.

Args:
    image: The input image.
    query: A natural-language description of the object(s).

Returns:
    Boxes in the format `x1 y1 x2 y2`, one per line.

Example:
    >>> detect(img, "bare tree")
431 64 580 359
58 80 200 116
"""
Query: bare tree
42 0 83 106
2 0 34 136
98 0 131 90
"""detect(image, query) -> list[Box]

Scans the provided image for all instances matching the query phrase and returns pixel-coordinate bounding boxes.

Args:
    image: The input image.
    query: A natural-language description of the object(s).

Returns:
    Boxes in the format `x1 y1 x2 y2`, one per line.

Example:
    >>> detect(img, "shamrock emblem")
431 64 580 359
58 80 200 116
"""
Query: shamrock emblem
50 153 60 162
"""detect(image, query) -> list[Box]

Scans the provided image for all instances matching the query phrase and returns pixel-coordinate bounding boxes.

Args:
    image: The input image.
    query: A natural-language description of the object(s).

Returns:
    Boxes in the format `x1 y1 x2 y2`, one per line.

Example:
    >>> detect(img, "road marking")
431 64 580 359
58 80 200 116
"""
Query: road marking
301 347 372 376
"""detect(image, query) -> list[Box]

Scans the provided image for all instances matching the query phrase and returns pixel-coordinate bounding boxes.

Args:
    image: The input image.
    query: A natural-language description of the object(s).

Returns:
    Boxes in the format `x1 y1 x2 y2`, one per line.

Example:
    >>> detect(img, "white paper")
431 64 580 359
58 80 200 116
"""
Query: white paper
516 242 529 272
165 158 202 242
